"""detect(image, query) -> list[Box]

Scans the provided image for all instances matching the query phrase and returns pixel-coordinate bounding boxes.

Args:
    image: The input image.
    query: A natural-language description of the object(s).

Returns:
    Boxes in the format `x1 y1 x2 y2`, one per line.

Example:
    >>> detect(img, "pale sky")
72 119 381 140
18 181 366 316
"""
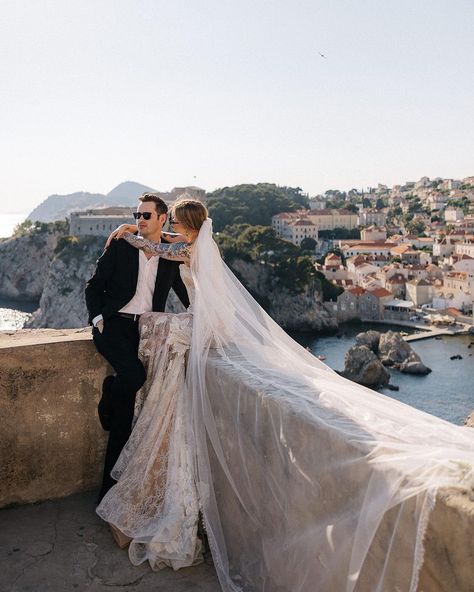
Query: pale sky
1 0 473 214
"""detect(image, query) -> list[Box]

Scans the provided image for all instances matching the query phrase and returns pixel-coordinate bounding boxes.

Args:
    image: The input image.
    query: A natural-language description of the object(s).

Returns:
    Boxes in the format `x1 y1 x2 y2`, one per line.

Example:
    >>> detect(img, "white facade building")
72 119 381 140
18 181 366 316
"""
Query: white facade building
357 209 387 227
455 240 474 258
444 207 464 223
282 219 319 246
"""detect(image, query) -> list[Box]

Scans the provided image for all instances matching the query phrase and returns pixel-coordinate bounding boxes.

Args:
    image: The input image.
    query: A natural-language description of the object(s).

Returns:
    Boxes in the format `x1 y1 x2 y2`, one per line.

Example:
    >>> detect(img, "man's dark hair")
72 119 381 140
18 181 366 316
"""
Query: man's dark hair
138 192 168 215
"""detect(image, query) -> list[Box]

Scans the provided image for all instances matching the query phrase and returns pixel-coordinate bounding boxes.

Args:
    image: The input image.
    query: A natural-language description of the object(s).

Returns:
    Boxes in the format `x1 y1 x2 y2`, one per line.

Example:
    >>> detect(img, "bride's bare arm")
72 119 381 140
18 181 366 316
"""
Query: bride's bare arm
122 232 191 262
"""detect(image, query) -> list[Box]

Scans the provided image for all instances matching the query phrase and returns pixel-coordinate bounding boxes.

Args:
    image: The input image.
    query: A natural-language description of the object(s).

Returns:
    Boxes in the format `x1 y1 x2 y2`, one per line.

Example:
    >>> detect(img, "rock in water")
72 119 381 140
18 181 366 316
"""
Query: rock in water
378 331 413 366
399 352 431 375
342 345 390 387
356 329 431 375
355 330 381 353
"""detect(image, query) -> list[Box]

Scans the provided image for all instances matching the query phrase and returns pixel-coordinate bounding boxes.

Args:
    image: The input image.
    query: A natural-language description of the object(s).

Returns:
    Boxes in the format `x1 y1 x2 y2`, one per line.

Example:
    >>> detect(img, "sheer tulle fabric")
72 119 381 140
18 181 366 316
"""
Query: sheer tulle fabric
187 219 474 592
96 311 203 571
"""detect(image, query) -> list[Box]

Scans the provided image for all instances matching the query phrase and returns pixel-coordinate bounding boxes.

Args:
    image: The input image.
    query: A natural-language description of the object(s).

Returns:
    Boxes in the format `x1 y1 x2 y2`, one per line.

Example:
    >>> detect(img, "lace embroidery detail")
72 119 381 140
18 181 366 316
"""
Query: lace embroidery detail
96 311 202 571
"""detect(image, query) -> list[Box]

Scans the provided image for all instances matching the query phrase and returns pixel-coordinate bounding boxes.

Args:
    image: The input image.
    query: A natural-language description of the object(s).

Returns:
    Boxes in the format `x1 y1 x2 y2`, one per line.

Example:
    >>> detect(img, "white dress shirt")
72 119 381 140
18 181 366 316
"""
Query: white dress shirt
92 250 159 326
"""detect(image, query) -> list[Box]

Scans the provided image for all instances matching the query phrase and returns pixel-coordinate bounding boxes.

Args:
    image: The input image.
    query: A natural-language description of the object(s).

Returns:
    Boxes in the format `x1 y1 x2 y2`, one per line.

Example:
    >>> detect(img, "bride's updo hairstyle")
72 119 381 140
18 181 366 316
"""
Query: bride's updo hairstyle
172 196 208 232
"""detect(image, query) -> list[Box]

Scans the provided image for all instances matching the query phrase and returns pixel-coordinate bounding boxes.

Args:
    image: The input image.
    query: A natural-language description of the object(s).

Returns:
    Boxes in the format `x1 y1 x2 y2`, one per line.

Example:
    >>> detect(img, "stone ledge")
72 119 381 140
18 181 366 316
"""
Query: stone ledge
0 327 92 349
1 329 474 591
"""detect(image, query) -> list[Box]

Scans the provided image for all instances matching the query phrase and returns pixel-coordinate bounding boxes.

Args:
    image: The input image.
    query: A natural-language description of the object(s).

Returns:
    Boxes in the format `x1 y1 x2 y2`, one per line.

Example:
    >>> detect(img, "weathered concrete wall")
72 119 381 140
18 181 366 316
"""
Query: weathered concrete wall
1 329 473 591
204 358 474 592
0 329 109 506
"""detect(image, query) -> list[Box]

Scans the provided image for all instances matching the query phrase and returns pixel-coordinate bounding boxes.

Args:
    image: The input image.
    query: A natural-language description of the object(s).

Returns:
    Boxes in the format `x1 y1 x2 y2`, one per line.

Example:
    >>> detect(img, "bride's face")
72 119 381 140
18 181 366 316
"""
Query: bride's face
169 211 189 235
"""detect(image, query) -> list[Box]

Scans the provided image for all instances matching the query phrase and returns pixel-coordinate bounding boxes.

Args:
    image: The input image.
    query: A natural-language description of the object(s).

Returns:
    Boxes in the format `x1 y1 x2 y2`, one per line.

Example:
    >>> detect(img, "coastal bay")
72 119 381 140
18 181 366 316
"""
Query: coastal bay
293 322 474 425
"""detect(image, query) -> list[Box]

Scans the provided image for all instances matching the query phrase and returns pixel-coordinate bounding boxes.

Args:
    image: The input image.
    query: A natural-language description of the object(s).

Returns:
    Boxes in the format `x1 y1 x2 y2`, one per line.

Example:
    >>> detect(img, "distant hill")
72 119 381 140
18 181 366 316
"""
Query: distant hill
104 181 157 205
27 181 157 222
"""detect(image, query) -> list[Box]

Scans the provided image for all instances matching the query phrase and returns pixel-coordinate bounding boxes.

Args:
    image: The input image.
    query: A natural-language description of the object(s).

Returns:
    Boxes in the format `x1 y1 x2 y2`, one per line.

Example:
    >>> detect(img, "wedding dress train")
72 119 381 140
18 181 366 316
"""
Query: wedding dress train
96 221 474 592
96 265 203 571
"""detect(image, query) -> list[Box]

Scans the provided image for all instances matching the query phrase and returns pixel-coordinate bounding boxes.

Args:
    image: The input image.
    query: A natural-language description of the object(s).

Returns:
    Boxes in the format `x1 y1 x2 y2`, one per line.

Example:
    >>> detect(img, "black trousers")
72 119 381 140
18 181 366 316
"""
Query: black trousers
92 315 146 503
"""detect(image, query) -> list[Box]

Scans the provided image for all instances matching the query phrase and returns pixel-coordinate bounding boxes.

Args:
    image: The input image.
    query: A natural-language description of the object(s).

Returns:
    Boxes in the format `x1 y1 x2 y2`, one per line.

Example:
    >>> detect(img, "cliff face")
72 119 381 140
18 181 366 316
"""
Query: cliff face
0 231 61 301
26 236 104 328
230 259 338 332
26 236 186 329
3 235 336 331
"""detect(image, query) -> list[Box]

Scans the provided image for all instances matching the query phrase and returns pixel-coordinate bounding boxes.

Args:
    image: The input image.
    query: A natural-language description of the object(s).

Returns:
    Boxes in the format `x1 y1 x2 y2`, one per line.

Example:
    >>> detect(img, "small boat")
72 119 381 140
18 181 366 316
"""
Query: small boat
317 355 327 361
450 354 463 360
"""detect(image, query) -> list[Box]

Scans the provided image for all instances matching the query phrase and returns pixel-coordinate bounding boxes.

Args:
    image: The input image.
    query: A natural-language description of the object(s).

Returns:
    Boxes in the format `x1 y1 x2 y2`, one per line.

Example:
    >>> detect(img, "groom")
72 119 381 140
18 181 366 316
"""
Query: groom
85 193 189 503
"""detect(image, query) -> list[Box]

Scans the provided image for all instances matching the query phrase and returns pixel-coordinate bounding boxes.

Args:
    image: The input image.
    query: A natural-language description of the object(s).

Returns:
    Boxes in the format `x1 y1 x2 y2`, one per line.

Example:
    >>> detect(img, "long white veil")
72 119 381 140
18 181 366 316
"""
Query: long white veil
188 219 474 592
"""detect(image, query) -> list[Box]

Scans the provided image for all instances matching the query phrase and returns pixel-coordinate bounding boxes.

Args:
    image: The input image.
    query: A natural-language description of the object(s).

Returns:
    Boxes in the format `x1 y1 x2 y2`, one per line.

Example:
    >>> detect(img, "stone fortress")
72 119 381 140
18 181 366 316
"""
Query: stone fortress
69 186 205 237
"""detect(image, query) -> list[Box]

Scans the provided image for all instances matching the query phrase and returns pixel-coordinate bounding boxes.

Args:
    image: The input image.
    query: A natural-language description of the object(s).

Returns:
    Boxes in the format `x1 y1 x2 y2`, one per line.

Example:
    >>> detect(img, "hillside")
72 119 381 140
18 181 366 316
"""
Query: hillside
27 181 157 222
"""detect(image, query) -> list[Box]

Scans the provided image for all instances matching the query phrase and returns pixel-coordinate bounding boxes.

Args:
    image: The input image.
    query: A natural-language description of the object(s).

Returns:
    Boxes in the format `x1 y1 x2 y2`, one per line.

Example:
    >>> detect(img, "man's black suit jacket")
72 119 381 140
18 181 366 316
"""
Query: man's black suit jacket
85 236 190 325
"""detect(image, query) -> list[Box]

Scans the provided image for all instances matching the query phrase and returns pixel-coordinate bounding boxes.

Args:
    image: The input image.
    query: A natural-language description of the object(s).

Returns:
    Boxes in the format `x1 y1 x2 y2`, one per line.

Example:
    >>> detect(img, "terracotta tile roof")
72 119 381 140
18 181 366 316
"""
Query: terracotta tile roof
348 286 366 295
369 287 392 298
391 244 412 254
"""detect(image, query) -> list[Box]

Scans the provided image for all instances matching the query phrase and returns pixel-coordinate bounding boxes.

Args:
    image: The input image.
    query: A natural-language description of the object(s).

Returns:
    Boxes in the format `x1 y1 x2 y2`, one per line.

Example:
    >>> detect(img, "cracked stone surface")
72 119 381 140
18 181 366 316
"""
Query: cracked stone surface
0 490 221 591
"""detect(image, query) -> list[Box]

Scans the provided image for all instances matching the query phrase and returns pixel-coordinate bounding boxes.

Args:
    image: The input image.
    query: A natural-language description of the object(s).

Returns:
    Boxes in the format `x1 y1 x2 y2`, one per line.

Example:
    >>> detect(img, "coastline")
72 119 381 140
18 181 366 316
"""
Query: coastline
0 299 38 331
292 321 474 425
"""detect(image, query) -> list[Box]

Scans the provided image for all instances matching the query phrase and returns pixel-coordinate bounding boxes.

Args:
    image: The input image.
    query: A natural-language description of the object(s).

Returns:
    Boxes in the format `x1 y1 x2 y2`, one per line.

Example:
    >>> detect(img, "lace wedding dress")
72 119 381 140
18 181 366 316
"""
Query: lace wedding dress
96 264 203 571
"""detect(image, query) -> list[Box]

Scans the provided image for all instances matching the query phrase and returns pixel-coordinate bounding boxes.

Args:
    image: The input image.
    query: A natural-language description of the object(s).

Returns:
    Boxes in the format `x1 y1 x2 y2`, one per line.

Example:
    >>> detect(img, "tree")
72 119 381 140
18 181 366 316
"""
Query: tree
13 219 33 236
318 227 360 240
406 219 426 235
207 183 309 231
215 224 316 294
344 203 359 213
300 237 317 252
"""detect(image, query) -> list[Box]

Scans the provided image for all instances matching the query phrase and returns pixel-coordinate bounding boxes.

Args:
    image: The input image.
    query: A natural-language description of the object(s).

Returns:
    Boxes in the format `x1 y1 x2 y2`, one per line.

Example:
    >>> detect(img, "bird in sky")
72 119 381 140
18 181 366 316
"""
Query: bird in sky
319 52 327 59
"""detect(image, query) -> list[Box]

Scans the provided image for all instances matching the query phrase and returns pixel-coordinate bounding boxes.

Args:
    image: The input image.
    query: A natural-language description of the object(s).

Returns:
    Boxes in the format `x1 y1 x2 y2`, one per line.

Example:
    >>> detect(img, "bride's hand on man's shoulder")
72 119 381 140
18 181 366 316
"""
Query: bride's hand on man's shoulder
105 224 138 248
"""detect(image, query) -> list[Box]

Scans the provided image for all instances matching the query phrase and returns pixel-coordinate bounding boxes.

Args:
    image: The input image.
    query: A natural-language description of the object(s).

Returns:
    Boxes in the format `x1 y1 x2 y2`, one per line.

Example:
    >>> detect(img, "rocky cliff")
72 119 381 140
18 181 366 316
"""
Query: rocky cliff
25 236 186 329
2 234 337 331
0 229 61 301
230 259 338 332
25 236 104 328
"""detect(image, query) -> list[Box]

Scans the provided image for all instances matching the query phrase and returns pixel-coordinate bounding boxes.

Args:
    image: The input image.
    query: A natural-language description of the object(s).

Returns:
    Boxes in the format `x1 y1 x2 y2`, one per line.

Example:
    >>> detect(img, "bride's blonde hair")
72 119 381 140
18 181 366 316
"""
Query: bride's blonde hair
172 195 208 232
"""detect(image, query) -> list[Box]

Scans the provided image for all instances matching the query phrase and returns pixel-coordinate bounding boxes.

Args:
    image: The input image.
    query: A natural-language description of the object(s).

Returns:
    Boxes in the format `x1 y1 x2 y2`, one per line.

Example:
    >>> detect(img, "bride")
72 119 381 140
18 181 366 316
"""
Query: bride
97 196 474 592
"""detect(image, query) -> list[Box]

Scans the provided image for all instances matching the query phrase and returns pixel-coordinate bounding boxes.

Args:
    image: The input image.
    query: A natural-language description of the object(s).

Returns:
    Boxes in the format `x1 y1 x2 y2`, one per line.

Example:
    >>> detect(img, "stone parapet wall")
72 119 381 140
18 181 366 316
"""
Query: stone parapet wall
0 329 109 506
0 329 473 591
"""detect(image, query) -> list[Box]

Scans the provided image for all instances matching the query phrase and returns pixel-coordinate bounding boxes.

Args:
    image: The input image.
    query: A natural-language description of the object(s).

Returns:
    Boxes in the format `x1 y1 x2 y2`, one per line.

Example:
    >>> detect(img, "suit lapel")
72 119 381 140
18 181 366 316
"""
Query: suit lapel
154 238 170 293
130 244 139 288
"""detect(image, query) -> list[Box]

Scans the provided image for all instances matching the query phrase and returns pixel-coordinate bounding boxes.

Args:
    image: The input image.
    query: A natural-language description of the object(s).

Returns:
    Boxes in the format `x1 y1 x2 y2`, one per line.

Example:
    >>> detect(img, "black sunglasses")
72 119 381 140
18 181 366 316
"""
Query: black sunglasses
168 212 178 225
133 212 153 220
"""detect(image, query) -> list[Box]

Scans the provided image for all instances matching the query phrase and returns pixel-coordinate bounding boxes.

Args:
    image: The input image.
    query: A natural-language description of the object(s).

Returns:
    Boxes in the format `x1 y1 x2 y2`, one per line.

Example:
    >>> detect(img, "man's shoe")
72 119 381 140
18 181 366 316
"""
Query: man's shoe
98 375 115 431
